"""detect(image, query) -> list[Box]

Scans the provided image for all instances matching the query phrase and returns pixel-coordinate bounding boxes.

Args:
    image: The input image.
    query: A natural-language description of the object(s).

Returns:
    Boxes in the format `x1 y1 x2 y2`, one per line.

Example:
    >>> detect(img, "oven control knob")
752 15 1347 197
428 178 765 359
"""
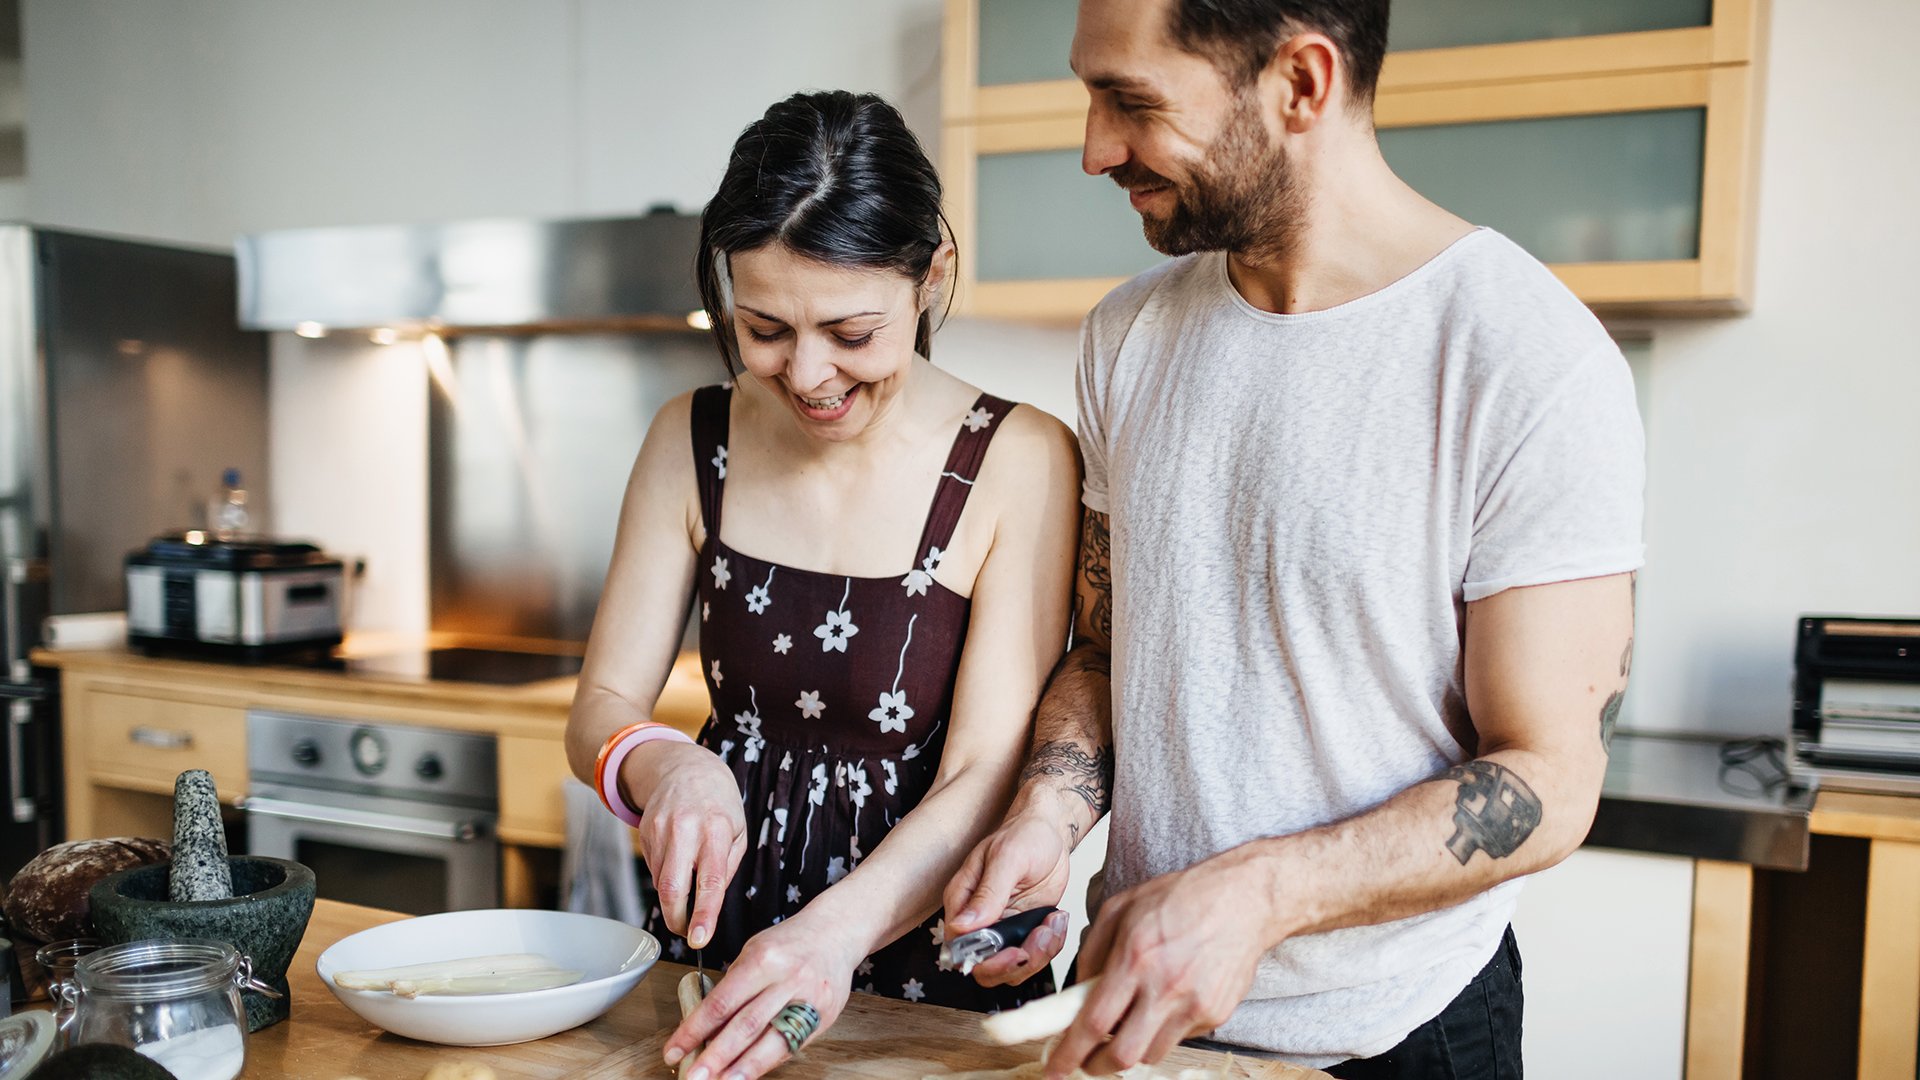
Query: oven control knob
291 739 321 767
415 754 444 781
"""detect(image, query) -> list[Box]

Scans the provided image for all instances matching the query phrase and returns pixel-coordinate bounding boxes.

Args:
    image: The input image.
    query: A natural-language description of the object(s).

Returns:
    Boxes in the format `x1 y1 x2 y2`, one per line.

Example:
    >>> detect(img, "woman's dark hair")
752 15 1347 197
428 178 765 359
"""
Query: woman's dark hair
696 91 952 375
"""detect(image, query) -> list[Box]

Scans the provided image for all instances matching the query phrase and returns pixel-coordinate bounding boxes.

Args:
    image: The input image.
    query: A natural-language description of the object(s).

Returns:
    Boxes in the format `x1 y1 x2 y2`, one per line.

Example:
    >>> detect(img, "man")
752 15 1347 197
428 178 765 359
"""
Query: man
940 0 1643 1076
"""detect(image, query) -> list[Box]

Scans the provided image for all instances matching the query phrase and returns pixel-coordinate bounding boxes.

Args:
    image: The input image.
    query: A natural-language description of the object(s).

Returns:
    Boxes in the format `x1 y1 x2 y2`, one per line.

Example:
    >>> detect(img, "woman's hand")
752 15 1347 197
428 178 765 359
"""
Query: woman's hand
942 806 1077 986
626 741 747 948
664 913 862 1080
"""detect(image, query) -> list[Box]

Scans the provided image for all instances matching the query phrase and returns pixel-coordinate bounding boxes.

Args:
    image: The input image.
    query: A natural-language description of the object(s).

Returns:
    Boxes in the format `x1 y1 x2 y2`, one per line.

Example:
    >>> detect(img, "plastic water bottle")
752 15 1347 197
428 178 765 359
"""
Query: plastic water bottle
211 468 250 540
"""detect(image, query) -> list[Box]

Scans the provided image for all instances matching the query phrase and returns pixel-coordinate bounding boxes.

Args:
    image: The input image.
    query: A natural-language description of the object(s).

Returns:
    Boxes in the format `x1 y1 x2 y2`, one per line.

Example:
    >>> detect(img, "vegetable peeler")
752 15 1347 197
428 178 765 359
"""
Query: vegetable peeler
937 906 1059 973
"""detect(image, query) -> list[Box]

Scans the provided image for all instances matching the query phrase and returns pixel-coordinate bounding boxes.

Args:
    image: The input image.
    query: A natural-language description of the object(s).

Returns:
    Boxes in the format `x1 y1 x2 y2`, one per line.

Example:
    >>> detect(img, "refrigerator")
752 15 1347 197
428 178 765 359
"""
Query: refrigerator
0 226 269 879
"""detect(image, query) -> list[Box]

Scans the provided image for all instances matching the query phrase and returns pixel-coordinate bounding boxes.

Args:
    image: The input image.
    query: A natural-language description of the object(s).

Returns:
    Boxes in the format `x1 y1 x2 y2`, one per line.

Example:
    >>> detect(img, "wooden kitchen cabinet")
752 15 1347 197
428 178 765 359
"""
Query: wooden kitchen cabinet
942 0 1769 320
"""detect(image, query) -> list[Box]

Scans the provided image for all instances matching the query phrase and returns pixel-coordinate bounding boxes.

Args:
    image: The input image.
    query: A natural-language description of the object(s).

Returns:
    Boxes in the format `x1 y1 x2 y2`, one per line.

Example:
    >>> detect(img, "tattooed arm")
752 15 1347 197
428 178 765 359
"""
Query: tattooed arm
942 509 1116 983
1042 571 1637 1076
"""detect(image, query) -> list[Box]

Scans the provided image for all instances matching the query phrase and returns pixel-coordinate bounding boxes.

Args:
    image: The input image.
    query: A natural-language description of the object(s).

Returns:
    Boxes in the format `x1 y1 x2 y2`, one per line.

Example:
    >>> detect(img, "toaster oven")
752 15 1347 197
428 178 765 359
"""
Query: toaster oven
125 533 344 659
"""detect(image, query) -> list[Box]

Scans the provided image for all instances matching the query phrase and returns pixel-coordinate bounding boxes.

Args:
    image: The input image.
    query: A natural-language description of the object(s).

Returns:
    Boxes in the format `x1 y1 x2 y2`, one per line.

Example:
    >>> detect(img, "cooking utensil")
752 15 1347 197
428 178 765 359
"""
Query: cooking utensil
938 906 1059 974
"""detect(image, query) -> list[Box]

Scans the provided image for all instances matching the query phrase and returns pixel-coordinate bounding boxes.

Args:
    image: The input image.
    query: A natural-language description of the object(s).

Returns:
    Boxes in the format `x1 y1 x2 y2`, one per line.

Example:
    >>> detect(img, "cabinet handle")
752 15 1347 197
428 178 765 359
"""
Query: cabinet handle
128 726 193 751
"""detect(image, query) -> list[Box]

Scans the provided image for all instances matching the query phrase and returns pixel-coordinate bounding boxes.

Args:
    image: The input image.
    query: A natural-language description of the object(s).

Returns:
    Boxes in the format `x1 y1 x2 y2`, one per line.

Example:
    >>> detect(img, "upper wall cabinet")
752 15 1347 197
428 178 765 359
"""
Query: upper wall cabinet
942 0 1768 321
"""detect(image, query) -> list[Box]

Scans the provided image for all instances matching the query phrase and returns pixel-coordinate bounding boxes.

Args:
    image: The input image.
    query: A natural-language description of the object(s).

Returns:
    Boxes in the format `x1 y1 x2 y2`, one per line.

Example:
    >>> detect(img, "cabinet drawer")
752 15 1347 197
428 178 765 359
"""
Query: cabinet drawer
86 691 248 798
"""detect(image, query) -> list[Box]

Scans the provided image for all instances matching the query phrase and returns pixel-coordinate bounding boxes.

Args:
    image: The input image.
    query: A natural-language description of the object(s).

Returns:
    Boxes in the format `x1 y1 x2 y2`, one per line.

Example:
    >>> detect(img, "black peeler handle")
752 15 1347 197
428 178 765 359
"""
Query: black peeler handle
985 905 1060 948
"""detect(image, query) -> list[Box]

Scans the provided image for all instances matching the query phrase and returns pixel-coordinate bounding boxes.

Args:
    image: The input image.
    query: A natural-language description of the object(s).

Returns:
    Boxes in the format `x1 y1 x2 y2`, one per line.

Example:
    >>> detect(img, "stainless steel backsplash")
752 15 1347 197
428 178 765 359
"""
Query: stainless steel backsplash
428 332 721 641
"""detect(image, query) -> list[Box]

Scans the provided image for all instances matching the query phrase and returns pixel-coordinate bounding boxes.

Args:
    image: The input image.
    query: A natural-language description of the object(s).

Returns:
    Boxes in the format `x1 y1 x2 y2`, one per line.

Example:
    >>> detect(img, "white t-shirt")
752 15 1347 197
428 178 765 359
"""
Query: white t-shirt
1079 229 1645 1065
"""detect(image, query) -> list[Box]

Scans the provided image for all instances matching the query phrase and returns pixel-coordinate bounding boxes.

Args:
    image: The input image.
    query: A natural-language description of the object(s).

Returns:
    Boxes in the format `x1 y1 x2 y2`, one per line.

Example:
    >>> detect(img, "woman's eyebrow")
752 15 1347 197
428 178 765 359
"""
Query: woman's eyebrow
738 305 885 327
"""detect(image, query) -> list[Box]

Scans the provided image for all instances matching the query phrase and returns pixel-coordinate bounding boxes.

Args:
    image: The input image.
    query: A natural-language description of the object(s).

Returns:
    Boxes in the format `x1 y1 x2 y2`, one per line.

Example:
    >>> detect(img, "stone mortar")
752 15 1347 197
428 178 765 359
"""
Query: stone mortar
87 856 316 1031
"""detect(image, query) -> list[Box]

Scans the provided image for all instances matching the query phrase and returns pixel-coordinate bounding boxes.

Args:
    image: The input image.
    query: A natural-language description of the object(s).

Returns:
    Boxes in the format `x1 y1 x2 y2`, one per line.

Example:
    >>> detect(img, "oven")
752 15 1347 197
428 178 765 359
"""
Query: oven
243 709 499 915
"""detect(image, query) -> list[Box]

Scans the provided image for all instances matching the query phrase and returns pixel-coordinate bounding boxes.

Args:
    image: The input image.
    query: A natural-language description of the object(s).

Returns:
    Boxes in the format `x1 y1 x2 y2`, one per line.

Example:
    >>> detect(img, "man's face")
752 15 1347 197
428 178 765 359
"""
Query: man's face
1072 0 1302 256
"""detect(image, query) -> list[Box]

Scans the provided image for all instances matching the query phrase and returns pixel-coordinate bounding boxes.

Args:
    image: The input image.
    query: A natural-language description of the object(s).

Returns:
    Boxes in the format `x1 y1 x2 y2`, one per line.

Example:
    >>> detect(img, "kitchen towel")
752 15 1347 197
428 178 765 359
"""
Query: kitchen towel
560 777 647 927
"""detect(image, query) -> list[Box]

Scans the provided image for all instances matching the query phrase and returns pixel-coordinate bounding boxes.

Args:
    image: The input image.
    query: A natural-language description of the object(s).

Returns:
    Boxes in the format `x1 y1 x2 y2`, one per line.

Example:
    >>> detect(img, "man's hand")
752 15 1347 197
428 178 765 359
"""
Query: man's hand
943 808 1078 986
1045 848 1274 1078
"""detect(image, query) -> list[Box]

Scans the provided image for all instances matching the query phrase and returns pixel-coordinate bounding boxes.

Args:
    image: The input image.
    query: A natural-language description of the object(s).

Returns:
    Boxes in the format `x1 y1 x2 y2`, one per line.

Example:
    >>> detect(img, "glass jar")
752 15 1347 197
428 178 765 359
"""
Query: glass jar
59 939 275 1080
34 938 102 1048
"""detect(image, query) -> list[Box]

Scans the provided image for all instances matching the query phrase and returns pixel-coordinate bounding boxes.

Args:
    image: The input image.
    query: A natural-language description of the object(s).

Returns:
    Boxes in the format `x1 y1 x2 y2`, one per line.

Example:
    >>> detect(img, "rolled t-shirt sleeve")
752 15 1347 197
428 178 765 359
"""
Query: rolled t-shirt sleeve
1076 316 1112 515
1462 346 1646 602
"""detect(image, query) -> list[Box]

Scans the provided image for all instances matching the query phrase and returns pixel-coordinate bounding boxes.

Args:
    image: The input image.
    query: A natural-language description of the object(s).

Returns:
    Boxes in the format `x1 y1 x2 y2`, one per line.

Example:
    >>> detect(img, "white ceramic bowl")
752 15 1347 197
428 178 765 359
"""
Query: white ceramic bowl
315 909 660 1046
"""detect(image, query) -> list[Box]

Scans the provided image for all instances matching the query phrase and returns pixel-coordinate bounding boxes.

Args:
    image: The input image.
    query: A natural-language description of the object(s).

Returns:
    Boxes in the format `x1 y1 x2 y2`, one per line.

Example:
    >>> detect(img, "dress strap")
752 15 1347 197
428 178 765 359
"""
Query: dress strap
690 383 734 540
912 394 1015 567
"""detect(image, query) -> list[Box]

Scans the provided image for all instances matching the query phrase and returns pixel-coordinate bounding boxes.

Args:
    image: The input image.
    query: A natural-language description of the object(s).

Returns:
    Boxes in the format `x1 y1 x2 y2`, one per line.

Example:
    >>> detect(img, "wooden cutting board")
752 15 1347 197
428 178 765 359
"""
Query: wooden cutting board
245 900 1330 1079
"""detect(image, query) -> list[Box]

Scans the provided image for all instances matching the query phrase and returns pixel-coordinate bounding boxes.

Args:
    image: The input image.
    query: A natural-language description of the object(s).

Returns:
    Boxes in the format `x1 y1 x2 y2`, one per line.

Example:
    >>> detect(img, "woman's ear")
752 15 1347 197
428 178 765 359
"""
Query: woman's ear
920 239 957 312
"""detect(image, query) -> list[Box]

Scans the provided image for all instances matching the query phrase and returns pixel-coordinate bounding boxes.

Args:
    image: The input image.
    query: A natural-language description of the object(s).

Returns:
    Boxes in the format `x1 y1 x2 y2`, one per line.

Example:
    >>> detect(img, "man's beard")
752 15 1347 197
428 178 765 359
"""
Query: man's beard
1109 94 1303 259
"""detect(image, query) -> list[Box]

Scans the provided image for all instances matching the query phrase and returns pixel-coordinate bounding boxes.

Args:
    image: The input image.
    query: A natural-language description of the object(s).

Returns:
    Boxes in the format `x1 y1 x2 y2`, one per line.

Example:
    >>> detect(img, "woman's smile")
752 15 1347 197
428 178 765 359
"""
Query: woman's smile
793 383 861 421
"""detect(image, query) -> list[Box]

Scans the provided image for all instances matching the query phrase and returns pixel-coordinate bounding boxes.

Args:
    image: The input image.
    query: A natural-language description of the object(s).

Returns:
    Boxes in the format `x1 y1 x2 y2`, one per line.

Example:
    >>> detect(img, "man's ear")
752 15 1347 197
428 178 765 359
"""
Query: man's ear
1264 31 1340 134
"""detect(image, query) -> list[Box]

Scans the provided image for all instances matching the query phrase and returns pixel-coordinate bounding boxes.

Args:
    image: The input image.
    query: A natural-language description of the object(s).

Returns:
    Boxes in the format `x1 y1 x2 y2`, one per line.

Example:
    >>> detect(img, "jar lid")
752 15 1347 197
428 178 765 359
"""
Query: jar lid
76 939 240 1002
0 1013 55 1078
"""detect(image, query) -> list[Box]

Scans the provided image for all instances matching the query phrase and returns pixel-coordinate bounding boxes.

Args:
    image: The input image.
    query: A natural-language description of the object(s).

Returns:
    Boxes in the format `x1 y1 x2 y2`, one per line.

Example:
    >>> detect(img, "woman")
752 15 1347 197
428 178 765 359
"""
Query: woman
564 90 1079 1080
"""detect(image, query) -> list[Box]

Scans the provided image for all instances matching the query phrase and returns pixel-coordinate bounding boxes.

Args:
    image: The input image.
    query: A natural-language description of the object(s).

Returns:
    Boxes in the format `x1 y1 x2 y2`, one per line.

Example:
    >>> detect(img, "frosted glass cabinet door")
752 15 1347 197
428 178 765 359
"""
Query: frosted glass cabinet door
977 0 1078 86
976 149 1164 282
1379 109 1705 264
1390 0 1712 52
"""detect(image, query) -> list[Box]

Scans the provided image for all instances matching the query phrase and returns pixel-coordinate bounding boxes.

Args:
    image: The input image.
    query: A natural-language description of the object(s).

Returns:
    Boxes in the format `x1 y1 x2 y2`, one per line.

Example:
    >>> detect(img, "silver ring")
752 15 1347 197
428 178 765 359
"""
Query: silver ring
770 1001 820 1055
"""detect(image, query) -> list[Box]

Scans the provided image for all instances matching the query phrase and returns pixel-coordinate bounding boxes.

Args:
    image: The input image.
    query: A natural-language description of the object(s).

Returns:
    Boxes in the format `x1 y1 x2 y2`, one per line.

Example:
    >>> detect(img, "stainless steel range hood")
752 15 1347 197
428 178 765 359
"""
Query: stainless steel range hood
235 208 706 335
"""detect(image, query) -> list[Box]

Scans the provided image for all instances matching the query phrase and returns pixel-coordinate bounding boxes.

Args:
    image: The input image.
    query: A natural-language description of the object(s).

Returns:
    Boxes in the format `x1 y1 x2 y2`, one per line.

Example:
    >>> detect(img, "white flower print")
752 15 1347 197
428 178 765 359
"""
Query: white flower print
869 690 914 735
963 407 994 432
902 978 926 1003
772 633 792 654
711 445 727 479
779 750 794 771
901 744 920 761
923 547 944 571
710 556 731 590
856 957 873 977
814 609 858 653
786 884 802 904
796 690 824 720
709 659 723 687
827 857 849 885
772 807 788 842
717 738 734 764
929 919 945 949
668 939 687 960
746 566 775 615
734 711 763 764
746 885 757 899
881 760 899 795
834 762 847 788
847 764 871 809
702 601 710 622
808 763 828 806
901 568 933 598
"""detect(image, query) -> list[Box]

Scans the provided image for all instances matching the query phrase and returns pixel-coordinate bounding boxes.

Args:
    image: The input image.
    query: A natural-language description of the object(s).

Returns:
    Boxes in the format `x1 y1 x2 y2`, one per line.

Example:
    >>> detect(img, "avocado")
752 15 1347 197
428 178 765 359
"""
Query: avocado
29 1043 178 1080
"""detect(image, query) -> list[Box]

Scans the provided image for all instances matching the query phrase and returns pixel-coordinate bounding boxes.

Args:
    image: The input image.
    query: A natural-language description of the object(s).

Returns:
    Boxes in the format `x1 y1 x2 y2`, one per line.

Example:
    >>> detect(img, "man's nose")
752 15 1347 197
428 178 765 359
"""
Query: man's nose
1082 104 1127 177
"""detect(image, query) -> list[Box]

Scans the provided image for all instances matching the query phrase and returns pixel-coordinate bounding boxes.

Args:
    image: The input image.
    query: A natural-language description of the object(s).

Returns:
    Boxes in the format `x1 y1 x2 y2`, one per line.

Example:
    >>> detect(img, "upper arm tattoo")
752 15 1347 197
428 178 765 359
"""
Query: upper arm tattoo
1079 512 1113 645
1443 761 1541 865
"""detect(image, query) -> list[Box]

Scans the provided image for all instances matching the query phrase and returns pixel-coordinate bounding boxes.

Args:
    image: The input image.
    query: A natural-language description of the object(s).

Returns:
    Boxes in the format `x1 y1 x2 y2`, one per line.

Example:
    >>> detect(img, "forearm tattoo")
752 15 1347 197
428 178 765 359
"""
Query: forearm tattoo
1443 760 1542 865
1080 513 1113 643
1023 739 1115 818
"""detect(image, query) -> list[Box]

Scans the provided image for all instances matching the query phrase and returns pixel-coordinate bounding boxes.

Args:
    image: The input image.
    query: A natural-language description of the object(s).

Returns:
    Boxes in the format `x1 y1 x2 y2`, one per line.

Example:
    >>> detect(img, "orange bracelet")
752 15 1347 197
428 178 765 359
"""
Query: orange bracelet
593 721 693 826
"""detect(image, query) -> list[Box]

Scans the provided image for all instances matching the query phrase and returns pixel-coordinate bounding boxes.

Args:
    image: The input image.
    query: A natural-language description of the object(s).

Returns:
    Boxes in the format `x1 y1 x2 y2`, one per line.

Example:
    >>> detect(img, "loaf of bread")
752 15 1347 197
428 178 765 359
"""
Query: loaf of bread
3 837 172 943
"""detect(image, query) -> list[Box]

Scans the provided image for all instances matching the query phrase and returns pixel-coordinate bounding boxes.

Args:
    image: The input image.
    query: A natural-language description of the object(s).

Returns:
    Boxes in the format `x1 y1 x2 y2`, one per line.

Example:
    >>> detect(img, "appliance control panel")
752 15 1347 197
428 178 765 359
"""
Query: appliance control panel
245 709 497 808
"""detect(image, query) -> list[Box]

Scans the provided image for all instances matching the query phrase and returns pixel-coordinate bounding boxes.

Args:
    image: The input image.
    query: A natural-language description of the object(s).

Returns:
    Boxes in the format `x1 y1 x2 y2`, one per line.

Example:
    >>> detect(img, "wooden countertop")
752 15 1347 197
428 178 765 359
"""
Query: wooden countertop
33 634 710 740
250 900 1327 1079
1811 790 1920 843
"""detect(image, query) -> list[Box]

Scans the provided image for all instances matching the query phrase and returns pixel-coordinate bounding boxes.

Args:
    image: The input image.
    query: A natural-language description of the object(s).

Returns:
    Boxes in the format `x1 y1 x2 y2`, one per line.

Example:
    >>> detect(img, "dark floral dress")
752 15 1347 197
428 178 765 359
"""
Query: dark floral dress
643 383 1055 1013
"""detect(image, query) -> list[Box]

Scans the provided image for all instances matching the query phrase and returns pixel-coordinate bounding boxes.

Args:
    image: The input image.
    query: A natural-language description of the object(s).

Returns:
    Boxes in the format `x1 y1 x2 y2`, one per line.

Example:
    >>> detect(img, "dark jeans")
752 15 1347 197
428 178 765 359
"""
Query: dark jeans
1325 926 1525 1080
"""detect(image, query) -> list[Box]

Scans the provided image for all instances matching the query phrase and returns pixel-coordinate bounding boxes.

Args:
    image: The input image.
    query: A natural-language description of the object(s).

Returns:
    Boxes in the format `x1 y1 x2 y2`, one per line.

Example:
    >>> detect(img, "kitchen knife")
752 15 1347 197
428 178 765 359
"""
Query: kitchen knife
938 906 1060 974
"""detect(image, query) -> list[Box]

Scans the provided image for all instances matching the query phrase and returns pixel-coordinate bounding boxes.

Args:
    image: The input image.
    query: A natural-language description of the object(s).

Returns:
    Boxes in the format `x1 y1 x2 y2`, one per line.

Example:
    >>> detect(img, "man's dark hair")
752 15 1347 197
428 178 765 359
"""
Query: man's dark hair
1167 0 1390 106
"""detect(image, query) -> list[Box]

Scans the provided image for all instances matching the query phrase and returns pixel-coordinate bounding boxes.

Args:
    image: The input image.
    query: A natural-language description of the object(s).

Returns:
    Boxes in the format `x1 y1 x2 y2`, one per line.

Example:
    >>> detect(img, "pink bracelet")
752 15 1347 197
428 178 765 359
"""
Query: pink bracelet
595 722 697 827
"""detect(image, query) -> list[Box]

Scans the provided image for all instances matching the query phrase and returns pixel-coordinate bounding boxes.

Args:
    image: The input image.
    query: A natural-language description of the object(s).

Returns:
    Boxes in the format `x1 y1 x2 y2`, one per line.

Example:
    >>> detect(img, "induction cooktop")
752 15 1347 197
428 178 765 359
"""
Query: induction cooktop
333 647 584 686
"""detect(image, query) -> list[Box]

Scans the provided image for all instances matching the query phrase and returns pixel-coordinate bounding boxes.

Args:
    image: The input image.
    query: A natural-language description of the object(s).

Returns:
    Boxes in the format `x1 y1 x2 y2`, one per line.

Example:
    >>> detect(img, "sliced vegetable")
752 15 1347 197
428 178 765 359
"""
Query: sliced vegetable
389 968 584 997
980 978 1099 1045
334 953 561 993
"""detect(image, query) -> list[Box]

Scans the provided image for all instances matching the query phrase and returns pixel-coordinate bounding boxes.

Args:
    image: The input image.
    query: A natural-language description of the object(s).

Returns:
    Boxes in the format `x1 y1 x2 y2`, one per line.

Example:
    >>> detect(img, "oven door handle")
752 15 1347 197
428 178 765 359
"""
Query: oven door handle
238 795 484 842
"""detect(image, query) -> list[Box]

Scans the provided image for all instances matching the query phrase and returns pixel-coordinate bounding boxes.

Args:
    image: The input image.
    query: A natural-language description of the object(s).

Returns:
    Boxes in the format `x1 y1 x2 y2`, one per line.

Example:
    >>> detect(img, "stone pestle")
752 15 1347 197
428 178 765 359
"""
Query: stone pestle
168 770 233 902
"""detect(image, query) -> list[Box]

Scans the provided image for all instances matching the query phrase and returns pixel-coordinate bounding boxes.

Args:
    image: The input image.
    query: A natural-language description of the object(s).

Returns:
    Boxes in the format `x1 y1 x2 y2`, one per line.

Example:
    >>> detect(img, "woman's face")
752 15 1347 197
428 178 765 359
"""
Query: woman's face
726 243 944 443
